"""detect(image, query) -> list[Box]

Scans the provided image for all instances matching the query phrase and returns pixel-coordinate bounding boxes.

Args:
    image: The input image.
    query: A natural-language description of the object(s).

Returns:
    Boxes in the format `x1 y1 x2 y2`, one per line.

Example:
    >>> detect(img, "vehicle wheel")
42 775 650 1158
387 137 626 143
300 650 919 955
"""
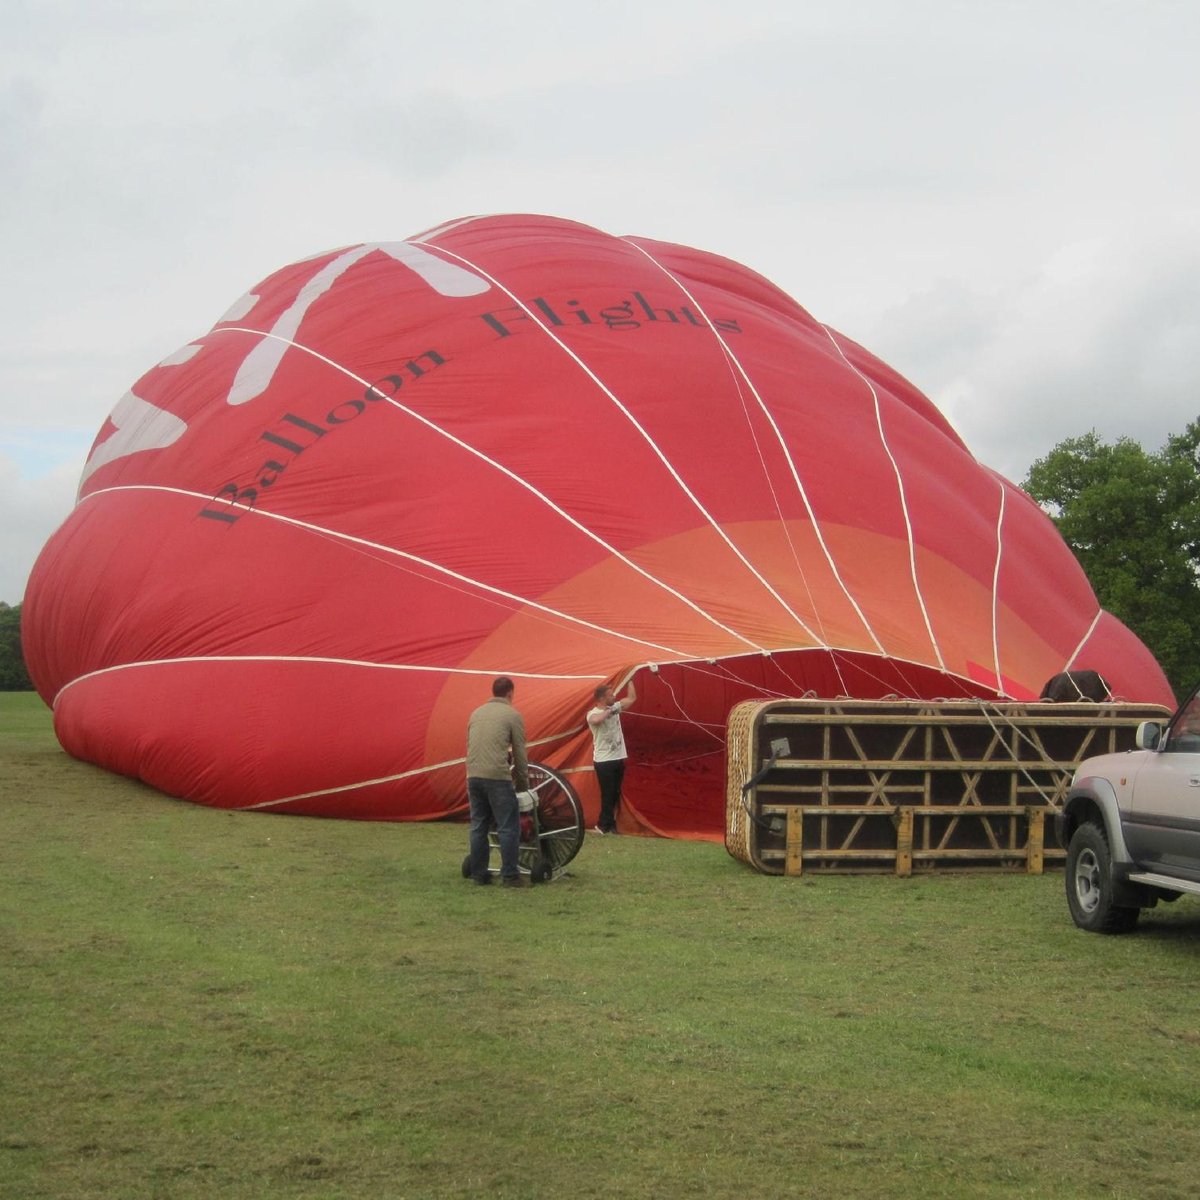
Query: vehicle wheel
525 854 551 885
1065 823 1140 933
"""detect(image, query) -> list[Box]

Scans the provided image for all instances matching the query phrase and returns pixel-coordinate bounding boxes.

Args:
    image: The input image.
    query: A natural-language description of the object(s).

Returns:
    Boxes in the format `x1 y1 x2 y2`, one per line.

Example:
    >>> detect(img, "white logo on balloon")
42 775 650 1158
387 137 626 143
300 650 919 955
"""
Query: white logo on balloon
80 242 489 488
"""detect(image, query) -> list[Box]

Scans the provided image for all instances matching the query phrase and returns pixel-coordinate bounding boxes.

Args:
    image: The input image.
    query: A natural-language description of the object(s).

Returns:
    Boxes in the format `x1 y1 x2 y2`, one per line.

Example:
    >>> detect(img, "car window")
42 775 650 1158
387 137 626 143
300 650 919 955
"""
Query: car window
1163 688 1200 752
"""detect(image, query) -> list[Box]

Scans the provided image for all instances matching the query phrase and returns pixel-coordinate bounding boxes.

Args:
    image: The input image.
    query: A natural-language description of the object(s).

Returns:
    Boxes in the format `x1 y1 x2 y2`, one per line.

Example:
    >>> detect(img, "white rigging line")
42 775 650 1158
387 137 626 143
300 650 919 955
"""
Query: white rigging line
406 235 817 647
974 701 1059 806
657 669 727 746
52 655 603 708
818 325 947 674
208 325 762 652
634 748 727 768
77 482 691 660
239 759 455 810
990 480 1008 697
631 710 728 732
767 652 820 699
236 722 580 812
729 359 851 700
1063 609 1104 673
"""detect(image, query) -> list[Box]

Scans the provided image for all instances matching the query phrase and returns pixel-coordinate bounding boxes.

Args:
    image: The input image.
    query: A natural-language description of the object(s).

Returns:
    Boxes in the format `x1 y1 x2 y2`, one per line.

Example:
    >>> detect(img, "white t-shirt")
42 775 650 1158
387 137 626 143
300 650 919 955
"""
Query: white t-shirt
588 703 627 763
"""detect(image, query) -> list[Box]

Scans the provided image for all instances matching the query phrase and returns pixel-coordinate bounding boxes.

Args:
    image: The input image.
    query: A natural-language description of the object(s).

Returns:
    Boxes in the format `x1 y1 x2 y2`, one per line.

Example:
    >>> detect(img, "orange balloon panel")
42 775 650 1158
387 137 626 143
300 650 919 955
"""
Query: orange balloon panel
22 214 1173 837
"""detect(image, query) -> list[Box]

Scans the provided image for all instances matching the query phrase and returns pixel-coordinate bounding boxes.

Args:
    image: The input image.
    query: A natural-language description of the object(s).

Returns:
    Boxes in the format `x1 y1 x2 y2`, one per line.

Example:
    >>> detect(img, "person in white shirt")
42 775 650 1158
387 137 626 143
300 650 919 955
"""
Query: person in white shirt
586 679 637 834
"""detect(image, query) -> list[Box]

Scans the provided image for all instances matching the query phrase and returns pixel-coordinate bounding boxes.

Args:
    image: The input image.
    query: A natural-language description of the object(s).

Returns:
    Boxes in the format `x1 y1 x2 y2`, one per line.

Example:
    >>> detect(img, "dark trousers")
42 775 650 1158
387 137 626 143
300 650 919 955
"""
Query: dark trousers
594 758 625 832
467 777 520 881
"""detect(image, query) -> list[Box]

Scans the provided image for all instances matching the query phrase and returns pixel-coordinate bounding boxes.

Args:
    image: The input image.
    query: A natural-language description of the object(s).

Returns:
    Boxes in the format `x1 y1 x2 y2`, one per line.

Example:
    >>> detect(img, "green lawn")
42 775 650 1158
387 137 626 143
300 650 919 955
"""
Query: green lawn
2 690 1198 1199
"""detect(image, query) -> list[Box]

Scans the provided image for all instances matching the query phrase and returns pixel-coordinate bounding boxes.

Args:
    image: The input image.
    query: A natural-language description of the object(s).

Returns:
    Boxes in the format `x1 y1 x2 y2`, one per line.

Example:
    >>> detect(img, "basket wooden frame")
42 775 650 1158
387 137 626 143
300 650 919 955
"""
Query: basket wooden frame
725 699 1170 876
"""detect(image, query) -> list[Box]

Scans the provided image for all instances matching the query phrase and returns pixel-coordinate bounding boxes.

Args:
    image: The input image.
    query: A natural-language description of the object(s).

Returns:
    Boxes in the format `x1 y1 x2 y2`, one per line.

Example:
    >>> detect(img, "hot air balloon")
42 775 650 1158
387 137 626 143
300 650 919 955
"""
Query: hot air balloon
22 215 1173 839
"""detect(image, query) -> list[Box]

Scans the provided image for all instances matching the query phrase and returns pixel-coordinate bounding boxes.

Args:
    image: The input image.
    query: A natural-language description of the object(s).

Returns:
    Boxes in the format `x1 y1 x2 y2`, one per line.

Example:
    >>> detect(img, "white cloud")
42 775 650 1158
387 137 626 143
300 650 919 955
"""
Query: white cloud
0 454 80 602
868 224 1200 480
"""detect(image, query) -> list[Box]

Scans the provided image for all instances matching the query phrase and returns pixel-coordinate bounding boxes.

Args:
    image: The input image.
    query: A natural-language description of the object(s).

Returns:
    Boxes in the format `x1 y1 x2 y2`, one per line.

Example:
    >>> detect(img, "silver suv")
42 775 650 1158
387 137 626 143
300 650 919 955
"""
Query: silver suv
1057 684 1200 932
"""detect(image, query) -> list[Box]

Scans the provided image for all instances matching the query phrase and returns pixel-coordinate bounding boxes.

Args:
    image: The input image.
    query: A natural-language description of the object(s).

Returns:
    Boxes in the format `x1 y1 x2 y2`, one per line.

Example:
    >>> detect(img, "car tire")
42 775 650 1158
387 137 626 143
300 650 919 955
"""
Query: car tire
1065 822 1140 934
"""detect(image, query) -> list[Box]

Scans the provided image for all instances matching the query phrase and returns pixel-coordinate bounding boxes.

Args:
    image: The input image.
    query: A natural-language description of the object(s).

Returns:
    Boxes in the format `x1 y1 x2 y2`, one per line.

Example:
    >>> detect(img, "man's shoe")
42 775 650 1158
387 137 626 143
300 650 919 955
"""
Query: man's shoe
501 875 530 888
591 825 606 836
473 875 492 886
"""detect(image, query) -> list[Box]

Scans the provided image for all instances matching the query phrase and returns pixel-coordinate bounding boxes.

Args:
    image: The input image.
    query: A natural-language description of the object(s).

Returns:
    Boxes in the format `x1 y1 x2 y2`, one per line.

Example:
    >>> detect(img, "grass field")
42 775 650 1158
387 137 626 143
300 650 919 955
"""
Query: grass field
2 690 1199 1199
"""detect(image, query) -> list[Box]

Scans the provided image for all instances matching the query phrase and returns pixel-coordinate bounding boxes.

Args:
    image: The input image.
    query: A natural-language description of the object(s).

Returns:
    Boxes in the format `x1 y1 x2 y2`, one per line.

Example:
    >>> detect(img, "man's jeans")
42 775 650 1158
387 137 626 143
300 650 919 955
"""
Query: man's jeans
594 757 625 832
467 777 520 882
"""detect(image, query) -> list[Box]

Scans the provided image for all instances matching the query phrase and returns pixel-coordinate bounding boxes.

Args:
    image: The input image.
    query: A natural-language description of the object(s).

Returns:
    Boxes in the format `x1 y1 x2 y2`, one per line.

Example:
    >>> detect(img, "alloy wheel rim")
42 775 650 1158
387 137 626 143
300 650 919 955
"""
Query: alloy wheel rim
1074 847 1101 913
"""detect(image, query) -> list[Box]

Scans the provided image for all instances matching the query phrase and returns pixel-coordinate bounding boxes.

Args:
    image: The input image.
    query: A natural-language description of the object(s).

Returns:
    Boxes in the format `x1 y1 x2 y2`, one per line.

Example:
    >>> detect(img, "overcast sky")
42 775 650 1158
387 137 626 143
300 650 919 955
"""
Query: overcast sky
3 0 1197 602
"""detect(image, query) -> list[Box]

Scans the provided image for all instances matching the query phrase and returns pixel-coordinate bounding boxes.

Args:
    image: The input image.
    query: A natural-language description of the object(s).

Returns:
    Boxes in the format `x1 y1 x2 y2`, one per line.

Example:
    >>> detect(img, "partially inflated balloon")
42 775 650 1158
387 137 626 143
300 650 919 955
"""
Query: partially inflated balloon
23 214 1173 837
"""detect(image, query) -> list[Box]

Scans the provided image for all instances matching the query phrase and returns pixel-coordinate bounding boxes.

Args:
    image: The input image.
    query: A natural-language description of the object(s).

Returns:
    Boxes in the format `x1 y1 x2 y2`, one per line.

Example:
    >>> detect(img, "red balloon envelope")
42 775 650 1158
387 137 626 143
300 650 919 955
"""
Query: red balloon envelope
23 215 1173 838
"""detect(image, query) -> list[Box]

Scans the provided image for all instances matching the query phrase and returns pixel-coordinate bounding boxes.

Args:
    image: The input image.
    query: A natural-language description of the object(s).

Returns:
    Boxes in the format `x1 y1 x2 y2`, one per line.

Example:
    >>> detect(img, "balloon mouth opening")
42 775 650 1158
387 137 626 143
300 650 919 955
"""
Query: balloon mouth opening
629 646 1003 726
615 647 1009 839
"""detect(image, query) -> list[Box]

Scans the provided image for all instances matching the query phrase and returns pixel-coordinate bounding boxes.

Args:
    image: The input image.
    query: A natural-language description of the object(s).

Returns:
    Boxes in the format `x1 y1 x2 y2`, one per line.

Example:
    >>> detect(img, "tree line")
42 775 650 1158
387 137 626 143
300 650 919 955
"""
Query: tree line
0 603 32 690
1023 418 1199 701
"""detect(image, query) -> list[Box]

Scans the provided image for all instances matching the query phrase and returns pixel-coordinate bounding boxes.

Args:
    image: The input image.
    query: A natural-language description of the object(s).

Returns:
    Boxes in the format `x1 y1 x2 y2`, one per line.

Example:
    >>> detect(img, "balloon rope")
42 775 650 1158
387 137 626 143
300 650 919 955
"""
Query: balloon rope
235 724 581 811
1062 609 1104 675
990 478 1008 696
632 749 726 768
973 701 1059 805
818 325 947 674
656 670 727 747
51 654 603 708
705 335 852 698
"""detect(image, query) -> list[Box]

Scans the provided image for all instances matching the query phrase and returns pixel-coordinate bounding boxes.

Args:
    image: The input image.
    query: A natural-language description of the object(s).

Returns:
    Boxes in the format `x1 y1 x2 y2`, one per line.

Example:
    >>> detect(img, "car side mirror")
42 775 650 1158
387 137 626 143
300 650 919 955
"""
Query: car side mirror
1135 721 1162 750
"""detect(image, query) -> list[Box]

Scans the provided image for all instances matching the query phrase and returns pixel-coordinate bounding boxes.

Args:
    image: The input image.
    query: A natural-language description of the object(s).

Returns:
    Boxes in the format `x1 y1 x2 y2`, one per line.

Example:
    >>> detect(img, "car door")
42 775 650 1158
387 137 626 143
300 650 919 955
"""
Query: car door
1128 684 1200 882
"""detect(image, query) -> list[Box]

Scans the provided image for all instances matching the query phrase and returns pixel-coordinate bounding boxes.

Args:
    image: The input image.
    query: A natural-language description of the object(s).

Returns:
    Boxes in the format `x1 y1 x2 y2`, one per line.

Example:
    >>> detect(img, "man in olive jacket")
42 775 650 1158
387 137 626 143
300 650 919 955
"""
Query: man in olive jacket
465 676 530 887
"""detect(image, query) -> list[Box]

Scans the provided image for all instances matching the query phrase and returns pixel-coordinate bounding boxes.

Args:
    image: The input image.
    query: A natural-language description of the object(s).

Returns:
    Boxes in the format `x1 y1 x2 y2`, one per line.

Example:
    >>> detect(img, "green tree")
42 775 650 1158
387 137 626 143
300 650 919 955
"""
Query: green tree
0 602 33 691
1022 420 1200 700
